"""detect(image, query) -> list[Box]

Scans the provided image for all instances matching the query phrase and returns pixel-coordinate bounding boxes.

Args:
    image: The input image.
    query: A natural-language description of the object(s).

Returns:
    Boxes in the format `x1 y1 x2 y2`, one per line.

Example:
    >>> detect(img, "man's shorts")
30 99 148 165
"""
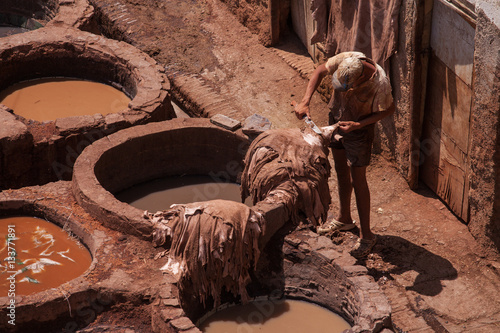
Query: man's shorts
329 115 375 167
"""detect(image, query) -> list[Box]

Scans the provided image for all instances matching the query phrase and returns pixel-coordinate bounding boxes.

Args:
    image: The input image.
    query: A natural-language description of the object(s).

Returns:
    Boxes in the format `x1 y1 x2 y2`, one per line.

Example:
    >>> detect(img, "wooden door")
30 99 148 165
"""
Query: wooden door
290 0 317 59
419 0 475 222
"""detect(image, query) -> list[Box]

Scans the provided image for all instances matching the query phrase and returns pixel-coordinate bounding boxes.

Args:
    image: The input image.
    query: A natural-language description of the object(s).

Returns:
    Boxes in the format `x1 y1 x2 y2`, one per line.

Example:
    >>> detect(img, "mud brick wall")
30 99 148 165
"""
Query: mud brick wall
0 110 33 188
468 1 500 254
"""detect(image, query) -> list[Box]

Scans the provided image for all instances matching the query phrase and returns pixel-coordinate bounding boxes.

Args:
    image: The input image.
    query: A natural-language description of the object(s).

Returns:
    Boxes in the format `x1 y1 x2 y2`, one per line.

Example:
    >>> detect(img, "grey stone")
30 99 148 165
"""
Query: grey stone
242 113 272 136
210 113 241 131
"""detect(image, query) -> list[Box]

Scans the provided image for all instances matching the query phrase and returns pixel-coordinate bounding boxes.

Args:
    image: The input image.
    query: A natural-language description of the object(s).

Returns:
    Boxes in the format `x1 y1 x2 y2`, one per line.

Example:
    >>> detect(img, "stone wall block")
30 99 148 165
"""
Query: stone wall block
0 110 33 189
469 1 500 253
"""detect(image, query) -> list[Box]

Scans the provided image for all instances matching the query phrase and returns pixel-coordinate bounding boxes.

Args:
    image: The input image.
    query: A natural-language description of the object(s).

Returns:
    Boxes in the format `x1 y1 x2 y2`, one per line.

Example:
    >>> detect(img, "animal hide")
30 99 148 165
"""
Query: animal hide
241 127 332 226
148 200 265 307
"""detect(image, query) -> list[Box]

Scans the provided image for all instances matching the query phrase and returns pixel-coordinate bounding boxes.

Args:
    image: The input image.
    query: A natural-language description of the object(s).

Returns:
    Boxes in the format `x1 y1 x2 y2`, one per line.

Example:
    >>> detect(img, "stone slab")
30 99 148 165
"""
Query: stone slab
242 113 272 136
0 107 28 141
210 114 241 131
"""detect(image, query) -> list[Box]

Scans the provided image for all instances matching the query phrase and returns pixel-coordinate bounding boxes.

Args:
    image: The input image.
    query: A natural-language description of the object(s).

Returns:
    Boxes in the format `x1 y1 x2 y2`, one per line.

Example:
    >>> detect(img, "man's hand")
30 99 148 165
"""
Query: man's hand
291 100 310 120
338 121 361 133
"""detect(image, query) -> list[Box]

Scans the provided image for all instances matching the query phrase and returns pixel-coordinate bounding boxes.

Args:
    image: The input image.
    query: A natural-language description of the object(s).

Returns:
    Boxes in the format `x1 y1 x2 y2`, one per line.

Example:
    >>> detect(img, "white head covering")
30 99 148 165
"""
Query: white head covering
331 57 364 91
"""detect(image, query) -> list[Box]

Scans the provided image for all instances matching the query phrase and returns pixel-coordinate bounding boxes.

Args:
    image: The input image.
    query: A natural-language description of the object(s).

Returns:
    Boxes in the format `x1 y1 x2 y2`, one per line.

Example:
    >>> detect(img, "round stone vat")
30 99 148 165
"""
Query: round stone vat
115 174 252 213
0 0 93 34
0 181 183 332
155 227 393 333
0 26 175 189
72 118 249 238
0 199 98 331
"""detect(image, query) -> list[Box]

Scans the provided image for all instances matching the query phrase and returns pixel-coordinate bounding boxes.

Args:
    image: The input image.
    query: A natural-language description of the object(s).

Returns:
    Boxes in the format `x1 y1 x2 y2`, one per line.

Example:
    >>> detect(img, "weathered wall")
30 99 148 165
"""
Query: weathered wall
376 0 416 178
468 0 500 254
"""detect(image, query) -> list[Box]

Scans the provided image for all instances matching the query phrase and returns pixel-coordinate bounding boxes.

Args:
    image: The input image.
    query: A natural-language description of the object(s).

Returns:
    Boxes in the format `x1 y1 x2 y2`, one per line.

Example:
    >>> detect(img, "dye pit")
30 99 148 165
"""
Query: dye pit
199 299 351 333
0 26 174 189
116 175 252 212
0 216 92 296
0 78 131 122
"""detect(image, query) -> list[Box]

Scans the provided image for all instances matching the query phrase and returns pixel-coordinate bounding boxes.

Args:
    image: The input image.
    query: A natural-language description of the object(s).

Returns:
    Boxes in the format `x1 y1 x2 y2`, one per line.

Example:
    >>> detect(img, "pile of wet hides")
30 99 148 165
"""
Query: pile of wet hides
241 127 332 226
147 199 265 307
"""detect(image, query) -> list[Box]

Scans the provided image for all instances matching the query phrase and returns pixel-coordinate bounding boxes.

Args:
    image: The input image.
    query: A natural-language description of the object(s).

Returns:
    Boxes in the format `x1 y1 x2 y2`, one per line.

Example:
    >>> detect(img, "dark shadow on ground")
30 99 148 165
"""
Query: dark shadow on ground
360 234 458 296
272 31 311 57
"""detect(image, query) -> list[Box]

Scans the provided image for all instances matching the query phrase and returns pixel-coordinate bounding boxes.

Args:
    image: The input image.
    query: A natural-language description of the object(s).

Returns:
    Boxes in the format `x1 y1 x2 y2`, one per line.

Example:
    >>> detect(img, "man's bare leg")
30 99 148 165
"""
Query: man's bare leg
332 149 354 225
351 166 375 240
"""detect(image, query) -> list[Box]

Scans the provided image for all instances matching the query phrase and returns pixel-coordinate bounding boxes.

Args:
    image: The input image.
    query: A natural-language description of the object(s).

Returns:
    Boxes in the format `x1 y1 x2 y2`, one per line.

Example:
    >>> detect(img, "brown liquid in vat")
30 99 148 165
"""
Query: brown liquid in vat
0 216 92 296
200 299 351 333
116 175 252 212
0 78 131 122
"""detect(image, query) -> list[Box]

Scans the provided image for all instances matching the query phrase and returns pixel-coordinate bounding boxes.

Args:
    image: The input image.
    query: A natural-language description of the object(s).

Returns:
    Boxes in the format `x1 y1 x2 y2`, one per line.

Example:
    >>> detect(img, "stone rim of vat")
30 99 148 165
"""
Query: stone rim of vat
0 198 99 327
48 0 95 29
158 227 394 333
0 26 174 189
0 26 172 129
72 118 249 239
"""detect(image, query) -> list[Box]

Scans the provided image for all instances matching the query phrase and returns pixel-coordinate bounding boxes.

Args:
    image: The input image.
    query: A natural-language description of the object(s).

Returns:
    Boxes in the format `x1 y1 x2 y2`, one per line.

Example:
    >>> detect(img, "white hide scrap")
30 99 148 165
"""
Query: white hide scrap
241 127 332 226
147 200 265 307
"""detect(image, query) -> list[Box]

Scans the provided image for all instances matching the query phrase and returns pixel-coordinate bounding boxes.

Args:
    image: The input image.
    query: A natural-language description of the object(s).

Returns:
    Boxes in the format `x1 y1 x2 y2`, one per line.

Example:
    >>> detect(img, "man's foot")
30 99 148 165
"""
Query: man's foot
317 218 356 235
350 235 377 258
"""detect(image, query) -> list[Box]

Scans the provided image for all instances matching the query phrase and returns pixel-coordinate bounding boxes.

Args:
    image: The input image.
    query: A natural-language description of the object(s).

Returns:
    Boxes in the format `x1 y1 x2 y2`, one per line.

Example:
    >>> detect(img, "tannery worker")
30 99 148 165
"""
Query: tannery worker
294 51 395 258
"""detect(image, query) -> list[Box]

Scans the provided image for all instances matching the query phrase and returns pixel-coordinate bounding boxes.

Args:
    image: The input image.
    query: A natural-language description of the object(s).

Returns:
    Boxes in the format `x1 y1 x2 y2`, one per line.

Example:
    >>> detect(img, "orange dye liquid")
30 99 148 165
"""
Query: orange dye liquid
0 77 131 122
0 216 92 296
200 299 351 333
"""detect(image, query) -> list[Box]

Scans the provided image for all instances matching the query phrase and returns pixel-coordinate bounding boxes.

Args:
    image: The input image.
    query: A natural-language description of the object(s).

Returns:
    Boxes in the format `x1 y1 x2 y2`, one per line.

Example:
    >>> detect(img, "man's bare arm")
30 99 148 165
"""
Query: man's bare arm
293 63 329 120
